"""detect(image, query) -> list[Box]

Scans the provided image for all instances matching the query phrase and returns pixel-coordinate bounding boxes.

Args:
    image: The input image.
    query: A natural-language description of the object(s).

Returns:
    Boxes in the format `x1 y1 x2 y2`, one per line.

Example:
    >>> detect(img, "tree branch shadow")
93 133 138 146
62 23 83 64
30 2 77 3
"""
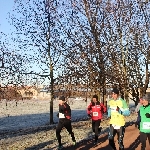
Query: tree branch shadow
125 135 140 150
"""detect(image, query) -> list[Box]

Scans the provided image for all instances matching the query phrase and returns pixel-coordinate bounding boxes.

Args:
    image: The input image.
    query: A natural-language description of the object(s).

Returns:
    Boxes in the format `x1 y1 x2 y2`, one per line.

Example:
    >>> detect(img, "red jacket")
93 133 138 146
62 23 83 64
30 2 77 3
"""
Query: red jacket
87 101 107 120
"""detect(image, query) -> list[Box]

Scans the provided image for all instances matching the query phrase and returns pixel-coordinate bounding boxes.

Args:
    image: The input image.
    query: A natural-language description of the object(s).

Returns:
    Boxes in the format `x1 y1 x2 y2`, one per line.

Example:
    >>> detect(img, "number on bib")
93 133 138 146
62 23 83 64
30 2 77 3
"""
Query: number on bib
93 112 98 116
143 122 150 129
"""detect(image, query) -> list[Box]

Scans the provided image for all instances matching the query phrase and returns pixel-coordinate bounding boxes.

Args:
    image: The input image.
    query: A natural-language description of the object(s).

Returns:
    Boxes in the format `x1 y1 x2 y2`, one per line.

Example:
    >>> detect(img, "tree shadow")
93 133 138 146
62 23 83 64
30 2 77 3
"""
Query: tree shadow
63 133 112 150
0 109 87 140
0 112 58 140
25 140 54 150
125 135 140 150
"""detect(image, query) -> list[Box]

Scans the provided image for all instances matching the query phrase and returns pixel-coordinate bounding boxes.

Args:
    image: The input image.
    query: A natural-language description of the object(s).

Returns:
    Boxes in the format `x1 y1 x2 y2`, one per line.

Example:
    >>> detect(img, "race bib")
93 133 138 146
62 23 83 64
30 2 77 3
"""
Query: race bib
93 112 98 116
143 122 150 129
112 124 121 129
110 107 118 112
59 113 65 118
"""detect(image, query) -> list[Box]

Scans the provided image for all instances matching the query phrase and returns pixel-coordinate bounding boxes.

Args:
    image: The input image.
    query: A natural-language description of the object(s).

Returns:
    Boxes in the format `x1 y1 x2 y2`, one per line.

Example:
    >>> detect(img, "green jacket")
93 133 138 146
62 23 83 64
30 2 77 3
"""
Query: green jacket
140 104 150 133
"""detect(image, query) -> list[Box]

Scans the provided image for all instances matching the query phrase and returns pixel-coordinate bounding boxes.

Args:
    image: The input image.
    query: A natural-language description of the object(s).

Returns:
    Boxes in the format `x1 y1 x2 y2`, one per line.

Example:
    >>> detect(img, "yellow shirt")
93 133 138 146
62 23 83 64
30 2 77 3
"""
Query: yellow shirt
108 98 128 126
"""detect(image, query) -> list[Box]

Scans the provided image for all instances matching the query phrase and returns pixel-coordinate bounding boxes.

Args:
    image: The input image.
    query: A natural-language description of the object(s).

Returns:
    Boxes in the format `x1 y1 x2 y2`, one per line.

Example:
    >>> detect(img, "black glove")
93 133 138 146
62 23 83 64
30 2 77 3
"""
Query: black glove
88 114 91 118
116 106 122 114
145 113 150 118
116 106 119 111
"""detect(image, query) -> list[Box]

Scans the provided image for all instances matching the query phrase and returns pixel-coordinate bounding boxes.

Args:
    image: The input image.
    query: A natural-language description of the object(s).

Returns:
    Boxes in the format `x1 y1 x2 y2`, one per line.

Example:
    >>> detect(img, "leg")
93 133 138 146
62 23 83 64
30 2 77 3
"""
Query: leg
117 126 125 150
56 121 64 146
64 119 76 142
108 124 117 150
137 112 140 129
140 132 147 150
94 120 101 142
92 120 96 133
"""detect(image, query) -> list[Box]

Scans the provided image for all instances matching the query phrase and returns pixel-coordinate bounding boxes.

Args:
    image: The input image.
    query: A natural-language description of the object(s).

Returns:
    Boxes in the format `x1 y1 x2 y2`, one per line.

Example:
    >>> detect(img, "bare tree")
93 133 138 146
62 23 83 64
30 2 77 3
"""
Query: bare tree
10 0 150 110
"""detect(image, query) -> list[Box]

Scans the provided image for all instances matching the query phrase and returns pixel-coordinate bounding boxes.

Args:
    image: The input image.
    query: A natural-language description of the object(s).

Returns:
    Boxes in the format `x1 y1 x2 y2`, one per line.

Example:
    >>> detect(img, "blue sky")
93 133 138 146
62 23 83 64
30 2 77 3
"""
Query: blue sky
0 1 15 34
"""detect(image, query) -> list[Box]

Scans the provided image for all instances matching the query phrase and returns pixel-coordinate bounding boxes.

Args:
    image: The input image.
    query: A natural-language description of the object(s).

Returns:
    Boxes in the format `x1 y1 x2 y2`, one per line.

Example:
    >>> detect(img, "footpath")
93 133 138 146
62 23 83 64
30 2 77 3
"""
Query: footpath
65 124 150 150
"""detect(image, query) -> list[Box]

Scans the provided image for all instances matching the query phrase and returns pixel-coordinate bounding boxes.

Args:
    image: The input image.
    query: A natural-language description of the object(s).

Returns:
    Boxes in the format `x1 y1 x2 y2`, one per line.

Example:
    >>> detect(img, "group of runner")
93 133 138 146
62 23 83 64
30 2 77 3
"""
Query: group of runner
56 88 150 150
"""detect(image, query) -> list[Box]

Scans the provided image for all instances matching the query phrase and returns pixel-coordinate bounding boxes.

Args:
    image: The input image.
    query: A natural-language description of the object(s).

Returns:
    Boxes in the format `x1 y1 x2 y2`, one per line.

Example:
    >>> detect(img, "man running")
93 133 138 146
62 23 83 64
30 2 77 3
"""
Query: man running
107 88 130 150
139 94 150 150
56 96 76 150
135 98 143 129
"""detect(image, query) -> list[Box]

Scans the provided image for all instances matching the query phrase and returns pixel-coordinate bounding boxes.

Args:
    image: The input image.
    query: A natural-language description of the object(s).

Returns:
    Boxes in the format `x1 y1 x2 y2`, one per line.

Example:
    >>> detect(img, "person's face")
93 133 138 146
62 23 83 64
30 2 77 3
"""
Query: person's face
142 99 148 106
139 98 143 104
92 98 97 103
112 93 118 100
59 100 64 105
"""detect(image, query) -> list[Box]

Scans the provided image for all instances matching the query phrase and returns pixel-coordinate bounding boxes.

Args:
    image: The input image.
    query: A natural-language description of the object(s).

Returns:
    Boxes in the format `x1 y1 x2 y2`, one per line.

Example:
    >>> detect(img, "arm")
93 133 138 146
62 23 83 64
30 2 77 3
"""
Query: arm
87 103 92 117
107 101 111 118
121 100 130 116
64 103 71 119
107 106 111 118
135 103 140 113
87 103 92 114
100 103 107 113
59 104 65 113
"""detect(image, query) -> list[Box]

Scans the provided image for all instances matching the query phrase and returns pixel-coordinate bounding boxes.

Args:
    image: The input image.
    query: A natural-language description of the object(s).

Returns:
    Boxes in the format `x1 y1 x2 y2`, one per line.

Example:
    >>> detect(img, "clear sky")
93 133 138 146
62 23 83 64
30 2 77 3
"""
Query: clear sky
0 1 15 35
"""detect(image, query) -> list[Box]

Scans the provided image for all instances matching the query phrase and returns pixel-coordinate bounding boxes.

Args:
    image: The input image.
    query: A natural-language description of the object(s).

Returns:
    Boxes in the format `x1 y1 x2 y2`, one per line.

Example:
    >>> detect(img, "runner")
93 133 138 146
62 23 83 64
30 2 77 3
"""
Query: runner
87 94 107 144
56 96 76 150
139 94 150 150
107 88 130 150
135 98 143 129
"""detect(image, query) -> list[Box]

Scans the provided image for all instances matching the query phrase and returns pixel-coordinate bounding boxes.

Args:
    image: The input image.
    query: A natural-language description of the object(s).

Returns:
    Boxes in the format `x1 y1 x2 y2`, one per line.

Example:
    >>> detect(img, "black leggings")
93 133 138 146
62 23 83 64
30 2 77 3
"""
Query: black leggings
92 119 101 142
108 124 125 150
56 119 75 146
140 132 150 150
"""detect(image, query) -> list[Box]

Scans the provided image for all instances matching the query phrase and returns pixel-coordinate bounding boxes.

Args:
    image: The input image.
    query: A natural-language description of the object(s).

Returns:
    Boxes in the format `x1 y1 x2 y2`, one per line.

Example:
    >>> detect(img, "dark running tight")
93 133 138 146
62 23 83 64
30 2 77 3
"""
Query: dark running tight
140 132 150 150
92 119 101 142
56 119 75 146
108 124 125 150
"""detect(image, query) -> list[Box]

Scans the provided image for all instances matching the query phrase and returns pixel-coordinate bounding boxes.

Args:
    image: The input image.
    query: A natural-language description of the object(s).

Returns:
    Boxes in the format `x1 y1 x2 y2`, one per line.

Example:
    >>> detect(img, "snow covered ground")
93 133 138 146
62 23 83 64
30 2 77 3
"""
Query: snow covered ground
0 98 135 133
0 99 137 150
0 99 90 132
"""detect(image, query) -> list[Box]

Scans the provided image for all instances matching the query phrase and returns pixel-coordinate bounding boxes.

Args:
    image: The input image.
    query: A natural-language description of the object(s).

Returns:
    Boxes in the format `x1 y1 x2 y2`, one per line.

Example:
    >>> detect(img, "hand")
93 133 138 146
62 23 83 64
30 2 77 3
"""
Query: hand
116 106 122 114
116 106 119 111
106 117 111 120
145 113 150 118
88 114 91 118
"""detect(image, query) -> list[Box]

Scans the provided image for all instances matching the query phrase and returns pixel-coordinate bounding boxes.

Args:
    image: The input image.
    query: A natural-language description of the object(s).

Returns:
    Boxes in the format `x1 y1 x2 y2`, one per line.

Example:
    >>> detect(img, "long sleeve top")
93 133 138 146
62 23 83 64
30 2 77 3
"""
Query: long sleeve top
107 97 130 126
58 102 71 120
87 101 107 120
135 103 142 113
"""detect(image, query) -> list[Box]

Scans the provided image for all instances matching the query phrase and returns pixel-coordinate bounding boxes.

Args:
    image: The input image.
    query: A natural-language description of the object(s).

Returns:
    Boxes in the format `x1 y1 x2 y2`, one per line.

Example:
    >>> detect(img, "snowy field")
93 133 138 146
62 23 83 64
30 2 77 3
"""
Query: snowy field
0 99 137 150
0 99 90 132
0 98 135 133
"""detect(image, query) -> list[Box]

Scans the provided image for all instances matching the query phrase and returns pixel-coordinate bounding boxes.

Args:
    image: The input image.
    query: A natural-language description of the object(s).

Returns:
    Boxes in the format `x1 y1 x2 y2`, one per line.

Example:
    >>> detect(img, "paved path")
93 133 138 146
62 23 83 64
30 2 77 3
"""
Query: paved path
65 125 150 150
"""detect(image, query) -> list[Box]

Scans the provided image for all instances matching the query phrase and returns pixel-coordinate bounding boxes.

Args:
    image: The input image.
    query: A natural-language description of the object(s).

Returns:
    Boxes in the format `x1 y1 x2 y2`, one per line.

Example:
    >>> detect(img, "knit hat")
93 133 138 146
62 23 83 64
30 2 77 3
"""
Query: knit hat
59 96 66 101
141 94 150 102
112 88 119 94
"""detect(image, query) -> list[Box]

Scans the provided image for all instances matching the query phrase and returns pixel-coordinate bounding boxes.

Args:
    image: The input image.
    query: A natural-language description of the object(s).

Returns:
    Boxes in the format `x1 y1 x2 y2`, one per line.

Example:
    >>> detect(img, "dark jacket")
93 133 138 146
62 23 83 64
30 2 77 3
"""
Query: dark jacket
58 102 71 120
